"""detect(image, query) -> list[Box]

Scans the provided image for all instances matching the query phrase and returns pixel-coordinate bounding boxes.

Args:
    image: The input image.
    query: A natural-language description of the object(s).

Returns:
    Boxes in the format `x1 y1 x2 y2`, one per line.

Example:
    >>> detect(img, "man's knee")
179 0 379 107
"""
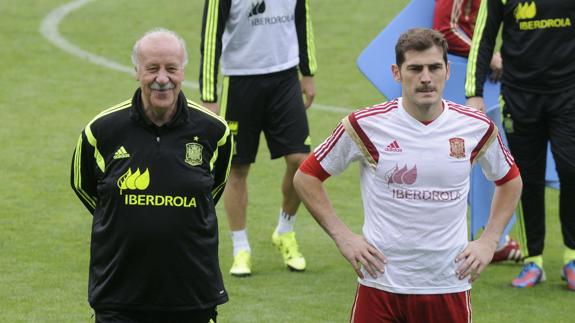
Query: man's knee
285 153 309 170
229 164 251 183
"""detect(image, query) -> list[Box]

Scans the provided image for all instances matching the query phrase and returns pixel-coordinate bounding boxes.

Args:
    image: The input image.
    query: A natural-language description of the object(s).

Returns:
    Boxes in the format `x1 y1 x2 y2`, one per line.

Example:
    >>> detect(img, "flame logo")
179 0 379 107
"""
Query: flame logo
385 164 417 185
248 0 266 17
117 168 150 194
515 2 536 21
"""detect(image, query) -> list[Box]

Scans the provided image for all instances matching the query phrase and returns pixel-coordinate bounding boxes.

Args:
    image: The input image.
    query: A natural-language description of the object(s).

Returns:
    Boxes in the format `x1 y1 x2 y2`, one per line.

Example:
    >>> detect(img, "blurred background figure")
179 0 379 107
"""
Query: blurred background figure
465 0 575 290
199 0 318 277
433 0 502 82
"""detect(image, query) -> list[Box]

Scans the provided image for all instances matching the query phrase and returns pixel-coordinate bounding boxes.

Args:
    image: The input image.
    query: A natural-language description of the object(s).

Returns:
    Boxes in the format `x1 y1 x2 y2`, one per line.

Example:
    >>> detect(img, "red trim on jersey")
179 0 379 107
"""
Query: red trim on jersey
495 164 520 186
496 132 515 166
448 101 516 166
349 112 380 163
469 121 495 164
299 154 331 182
315 123 345 162
447 102 491 124
354 100 397 120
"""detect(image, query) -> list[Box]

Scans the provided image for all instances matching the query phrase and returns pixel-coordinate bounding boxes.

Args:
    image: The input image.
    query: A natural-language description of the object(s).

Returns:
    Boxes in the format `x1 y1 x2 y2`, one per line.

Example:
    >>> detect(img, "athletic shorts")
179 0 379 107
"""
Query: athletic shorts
95 307 217 323
350 284 471 323
220 67 311 164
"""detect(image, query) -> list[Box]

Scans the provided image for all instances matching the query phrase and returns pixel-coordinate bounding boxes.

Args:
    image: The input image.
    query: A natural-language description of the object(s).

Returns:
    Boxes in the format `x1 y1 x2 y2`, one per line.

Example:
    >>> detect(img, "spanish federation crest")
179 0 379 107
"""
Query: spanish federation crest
449 138 466 159
185 142 203 166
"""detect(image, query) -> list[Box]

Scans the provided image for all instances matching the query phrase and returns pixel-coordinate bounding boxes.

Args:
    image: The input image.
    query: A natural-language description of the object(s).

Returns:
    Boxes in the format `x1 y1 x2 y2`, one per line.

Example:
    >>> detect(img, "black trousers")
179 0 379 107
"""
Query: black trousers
501 85 575 257
95 307 217 323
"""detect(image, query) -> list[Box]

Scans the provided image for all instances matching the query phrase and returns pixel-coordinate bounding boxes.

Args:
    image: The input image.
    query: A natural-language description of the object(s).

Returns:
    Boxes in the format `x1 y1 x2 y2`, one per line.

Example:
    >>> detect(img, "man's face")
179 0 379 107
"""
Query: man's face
392 46 450 111
135 34 185 114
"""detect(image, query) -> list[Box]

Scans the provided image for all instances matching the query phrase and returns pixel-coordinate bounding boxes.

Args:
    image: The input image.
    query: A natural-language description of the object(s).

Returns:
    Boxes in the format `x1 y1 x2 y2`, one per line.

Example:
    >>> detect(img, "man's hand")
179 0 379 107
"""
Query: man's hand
300 76 316 109
202 102 220 115
293 170 385 279
333 231 387 279
489 52 503 82
454 238 498 282
465 97 486 113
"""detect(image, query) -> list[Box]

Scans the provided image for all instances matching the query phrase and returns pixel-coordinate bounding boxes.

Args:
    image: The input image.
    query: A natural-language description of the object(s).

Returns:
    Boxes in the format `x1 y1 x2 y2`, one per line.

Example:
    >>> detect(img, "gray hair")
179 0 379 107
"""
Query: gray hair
131 28 189 69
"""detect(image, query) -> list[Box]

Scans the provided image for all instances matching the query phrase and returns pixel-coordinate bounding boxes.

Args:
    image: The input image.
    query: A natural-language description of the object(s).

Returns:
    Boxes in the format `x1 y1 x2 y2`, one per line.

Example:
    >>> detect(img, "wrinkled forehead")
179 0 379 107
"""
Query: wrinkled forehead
137 34 185 64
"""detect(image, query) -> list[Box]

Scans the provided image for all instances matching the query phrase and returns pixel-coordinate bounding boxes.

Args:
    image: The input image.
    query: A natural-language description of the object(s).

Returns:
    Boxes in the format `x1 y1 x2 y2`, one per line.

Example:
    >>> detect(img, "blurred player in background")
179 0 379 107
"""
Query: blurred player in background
465 0 575 290
199 0 317 276
433 0 502 81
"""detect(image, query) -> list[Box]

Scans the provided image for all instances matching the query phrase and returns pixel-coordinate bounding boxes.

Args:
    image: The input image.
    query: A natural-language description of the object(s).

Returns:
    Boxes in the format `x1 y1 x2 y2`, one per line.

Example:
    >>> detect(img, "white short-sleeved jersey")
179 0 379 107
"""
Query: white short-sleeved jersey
221 0 300 76
309 98 517 294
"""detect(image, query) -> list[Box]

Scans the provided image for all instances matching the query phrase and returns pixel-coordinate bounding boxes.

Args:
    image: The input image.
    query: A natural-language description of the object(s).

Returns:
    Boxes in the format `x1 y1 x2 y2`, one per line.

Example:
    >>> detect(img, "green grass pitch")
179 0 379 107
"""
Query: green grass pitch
0 0 570 321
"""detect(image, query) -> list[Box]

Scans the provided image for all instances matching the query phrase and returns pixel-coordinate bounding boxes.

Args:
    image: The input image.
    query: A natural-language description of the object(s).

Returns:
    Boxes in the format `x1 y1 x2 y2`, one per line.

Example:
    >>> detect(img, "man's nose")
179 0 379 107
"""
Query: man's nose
420 68 431 82
156 69 169 83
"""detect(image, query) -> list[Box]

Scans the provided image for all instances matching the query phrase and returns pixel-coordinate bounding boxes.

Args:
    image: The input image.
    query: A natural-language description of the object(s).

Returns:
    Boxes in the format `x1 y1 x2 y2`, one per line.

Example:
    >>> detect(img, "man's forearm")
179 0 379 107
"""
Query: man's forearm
482 176 523 245
293 170 352 241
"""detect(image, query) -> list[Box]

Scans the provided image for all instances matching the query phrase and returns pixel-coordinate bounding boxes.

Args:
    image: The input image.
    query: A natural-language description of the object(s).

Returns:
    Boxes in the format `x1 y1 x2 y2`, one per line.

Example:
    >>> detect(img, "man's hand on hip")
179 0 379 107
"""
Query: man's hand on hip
334 231 387 279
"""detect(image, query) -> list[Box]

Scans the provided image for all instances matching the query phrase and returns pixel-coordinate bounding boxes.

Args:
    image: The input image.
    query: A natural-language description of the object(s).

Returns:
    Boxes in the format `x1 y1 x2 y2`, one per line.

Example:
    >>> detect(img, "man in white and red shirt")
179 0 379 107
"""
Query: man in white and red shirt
293 28 522 323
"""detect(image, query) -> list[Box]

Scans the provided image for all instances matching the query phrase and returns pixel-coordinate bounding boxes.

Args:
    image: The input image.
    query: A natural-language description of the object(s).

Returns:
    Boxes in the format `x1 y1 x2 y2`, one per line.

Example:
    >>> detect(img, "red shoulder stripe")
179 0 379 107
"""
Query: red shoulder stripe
496 133 515 166
348 112 379 163
470 120 495 164
447 102 491 124
355 101 398 120
315 123 345 162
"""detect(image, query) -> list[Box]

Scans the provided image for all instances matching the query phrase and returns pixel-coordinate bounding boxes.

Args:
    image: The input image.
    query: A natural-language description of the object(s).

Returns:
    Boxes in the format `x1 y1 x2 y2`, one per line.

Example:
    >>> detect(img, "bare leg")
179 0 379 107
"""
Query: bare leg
281 153 309 215
224 164 251 231
226 163 253 276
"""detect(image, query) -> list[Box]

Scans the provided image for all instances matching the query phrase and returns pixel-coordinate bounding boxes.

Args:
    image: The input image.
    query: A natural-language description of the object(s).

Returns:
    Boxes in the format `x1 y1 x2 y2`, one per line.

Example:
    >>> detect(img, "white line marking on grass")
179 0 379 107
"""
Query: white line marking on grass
39 0 353 114
39 0 131 74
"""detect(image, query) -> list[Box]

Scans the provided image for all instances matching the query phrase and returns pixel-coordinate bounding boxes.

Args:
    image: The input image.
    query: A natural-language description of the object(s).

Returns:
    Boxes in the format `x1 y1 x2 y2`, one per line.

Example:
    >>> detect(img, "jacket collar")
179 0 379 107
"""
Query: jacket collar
130 88 189 129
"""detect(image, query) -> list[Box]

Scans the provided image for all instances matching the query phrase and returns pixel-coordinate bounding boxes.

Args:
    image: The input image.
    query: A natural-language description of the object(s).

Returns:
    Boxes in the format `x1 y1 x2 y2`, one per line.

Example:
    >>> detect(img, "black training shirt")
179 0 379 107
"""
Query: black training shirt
71 89 232 311
466 0 575 97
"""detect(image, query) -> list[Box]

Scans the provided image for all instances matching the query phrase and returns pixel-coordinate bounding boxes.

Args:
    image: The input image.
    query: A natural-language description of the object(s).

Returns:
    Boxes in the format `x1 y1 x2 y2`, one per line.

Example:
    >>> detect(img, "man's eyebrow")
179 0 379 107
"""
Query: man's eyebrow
405 62 444 68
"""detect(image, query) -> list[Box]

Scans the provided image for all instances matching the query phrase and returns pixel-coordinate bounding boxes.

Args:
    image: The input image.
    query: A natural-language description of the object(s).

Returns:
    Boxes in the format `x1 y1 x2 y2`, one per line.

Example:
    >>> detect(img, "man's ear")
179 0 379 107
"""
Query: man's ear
445 61 451 81
134 67 139 80
391 64 401 83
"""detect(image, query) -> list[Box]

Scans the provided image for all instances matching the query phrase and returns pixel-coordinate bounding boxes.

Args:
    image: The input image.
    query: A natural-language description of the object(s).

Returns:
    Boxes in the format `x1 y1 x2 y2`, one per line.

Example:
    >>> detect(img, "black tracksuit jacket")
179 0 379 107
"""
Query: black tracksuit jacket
466 0 575 97
71 89 232 311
